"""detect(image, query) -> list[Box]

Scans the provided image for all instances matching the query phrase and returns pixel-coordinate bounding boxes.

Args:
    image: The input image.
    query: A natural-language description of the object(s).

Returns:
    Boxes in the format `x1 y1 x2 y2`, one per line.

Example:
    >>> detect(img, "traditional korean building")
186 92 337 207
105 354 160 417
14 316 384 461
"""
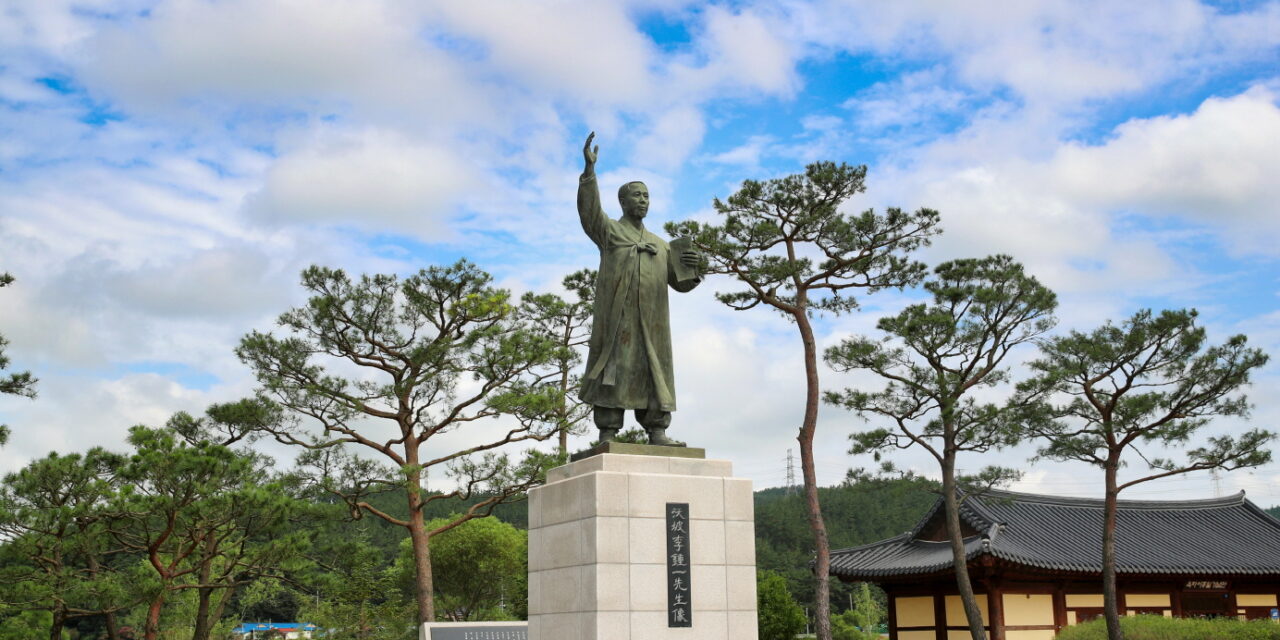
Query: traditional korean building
829 490 1280 640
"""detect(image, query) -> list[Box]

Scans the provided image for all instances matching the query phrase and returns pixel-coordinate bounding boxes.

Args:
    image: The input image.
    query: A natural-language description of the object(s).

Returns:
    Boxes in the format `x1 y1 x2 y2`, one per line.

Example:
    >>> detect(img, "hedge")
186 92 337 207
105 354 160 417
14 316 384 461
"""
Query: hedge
1056 615 1280 640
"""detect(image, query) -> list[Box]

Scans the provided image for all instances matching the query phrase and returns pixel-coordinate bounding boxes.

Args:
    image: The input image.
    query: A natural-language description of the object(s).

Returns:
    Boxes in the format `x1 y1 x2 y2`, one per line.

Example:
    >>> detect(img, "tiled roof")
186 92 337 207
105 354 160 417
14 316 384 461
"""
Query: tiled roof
830 490 1280 579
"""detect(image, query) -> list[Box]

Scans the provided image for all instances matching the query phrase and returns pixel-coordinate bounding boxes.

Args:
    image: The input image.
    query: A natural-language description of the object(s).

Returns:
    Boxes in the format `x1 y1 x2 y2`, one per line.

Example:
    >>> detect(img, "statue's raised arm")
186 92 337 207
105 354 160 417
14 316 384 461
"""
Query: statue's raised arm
583 131 598 177
577 132 608 247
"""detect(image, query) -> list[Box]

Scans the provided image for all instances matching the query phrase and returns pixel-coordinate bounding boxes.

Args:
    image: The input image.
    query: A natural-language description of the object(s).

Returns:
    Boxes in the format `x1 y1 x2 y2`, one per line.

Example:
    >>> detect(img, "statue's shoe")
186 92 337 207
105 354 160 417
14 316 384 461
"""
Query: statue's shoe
647 433 687 447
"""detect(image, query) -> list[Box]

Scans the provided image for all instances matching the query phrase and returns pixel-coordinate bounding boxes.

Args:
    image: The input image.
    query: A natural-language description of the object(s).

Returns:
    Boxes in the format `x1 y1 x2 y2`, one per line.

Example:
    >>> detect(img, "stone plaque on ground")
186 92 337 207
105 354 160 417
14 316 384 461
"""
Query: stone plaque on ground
420 622 527 640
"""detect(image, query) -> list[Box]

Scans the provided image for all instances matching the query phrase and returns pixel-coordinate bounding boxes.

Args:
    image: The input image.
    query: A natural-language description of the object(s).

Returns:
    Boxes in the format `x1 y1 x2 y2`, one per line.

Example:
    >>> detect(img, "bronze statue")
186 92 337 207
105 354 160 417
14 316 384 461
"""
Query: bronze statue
577 132 701 446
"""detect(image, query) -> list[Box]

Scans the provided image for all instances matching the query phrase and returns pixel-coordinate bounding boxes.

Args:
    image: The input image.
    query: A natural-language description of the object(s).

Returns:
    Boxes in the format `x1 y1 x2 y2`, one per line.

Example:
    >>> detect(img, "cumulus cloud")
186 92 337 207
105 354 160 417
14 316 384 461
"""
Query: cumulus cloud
860 85 1280 319
428 0 659 106
790 0 1280 106
245 127 479 237
79 0 487 126
843 66 974 133
707 135 775 171
690 6 799 96
631 105 707 171
1047 87 1280 251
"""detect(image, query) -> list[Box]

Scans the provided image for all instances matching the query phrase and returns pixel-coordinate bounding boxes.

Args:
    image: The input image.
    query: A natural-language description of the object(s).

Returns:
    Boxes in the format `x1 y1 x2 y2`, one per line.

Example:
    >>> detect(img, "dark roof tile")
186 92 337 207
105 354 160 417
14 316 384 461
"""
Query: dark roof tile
830 490 1280 579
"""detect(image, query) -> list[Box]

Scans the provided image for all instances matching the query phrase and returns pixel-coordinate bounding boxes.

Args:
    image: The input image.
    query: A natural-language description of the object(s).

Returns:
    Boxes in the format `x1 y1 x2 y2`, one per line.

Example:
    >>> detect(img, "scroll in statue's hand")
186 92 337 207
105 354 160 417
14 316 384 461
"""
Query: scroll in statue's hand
680 249 700 268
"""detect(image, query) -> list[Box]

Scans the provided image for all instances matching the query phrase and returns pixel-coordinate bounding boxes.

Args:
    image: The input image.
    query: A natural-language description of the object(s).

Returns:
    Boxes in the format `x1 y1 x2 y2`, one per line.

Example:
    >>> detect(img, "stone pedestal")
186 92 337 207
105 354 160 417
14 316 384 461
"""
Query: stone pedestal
527 452 758 640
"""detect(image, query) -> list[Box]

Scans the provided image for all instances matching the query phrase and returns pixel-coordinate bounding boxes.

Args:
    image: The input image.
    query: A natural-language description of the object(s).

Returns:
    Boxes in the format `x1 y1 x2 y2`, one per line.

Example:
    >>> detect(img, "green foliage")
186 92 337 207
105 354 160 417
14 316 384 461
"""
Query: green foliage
1017 308 1272 640
0 272 36 445
0 608 51 640
236 260 567 622
825 255 1056 640
299 533 415 640
612 427 649 444
758 570 807 640
666 161 939 317
754 477 935 611
111 421 310 640
519 269 595 453
404 516 527 621
1057 615 1280 640
1019 308 1273 484
0 448 132 634
0 404 311 640
1267 505 1280 520
826 255 1057 470
830 583 882 640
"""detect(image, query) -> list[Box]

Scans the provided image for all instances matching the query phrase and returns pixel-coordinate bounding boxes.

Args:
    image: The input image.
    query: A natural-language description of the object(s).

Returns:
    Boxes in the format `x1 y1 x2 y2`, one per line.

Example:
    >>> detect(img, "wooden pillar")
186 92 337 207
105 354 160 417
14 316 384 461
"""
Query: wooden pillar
990 585 1005 640
1052 588 1067 636
1172 582 1183 618
986 577 1003 640
888 590 899 640
934 593 947 640
1228 588 1239 620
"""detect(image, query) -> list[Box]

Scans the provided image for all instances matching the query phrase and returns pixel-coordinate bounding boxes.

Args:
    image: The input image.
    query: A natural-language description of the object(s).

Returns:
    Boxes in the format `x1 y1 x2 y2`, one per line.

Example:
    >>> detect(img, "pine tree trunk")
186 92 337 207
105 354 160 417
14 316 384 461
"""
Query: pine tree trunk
104 610 121 640
1103 462 1123 640
84 553 121 640
143 592 164 640
559 352 571 456
192 588 214 640
795 312 832 640
942 459 988 640
49 607 65 640
407 467 436 624
192 534 218 640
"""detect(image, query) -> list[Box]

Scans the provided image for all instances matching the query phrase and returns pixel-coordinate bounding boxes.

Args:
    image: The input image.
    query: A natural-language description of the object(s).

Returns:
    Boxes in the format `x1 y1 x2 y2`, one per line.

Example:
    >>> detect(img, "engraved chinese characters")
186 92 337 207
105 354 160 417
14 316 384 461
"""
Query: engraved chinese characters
667 502 692 627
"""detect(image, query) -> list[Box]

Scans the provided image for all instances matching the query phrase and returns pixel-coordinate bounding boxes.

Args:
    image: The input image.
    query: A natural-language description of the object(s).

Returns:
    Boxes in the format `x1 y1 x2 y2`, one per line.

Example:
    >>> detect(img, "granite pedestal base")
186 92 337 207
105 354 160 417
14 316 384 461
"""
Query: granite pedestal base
527 453 758 640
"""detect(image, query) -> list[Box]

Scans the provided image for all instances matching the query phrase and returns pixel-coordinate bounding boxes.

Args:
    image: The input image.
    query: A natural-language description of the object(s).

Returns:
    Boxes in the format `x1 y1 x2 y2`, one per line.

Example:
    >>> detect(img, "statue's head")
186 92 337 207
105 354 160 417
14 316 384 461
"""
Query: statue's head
617 181 649 220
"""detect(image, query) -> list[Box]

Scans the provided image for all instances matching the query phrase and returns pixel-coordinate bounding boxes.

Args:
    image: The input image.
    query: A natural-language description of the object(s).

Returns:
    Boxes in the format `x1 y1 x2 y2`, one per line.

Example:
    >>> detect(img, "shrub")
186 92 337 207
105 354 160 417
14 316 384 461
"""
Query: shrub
1057 615 1280 640
758 570 807 640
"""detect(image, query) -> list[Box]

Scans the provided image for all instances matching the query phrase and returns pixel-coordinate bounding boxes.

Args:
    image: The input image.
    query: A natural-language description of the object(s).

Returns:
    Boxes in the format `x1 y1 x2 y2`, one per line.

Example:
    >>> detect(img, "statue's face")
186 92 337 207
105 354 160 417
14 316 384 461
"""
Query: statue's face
620 183 649 219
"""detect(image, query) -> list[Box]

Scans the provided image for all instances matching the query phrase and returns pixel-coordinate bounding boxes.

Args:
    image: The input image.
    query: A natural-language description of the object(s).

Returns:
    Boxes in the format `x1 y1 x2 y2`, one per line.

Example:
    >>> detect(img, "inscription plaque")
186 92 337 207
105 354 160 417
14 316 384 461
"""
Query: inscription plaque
421 623 527 640
667 502 692 627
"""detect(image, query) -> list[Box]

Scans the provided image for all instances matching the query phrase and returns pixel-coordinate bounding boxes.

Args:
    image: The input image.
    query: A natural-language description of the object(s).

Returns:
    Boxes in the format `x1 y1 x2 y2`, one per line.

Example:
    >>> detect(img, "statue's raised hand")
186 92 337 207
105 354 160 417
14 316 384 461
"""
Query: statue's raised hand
583 131 598 174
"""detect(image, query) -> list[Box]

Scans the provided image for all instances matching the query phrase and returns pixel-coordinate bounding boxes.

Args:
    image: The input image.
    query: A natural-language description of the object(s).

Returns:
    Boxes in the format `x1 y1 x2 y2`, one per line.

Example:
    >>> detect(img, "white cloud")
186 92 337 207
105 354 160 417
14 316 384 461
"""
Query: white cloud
843 66 973 132
79 0 487 126
790 0 1280 106
0 0 140 57
245 127 479 237
691 6 799 96
428 1 659 106
860 85 1280 315
708 135 774 168
0 373 208 473
1048 87 1280 252
631 105 707 171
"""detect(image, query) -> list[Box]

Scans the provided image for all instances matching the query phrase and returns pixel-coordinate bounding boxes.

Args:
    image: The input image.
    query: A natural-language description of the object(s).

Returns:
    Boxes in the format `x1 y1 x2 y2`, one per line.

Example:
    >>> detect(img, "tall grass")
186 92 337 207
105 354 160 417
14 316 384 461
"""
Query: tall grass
1057 615 1280 640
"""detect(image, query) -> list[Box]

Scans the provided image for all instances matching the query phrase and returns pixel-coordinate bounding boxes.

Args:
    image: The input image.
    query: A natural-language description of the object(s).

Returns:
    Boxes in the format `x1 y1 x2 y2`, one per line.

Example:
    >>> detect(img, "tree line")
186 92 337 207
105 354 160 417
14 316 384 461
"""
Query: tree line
0 399 540 639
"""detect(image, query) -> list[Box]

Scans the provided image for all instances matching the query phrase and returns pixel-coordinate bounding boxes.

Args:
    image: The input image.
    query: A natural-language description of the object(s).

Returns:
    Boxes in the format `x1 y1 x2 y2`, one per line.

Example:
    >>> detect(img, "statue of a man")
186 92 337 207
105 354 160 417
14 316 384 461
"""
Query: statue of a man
577 132 701 446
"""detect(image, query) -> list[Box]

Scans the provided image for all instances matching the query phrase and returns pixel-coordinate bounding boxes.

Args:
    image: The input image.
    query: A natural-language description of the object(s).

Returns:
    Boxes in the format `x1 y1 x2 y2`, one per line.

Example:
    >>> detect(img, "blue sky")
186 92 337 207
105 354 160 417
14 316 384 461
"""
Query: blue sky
2 0 1279 505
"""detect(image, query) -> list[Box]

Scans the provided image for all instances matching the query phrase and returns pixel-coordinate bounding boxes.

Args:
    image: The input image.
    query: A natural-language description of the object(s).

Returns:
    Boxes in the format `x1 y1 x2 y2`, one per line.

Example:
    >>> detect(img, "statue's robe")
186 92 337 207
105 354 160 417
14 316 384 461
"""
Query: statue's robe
577 174 699 411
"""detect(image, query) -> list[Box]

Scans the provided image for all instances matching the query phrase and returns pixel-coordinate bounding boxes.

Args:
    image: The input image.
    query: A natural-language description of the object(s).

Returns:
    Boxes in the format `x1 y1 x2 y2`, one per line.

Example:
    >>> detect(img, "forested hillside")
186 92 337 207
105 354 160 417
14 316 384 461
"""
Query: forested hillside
754 477 939 614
